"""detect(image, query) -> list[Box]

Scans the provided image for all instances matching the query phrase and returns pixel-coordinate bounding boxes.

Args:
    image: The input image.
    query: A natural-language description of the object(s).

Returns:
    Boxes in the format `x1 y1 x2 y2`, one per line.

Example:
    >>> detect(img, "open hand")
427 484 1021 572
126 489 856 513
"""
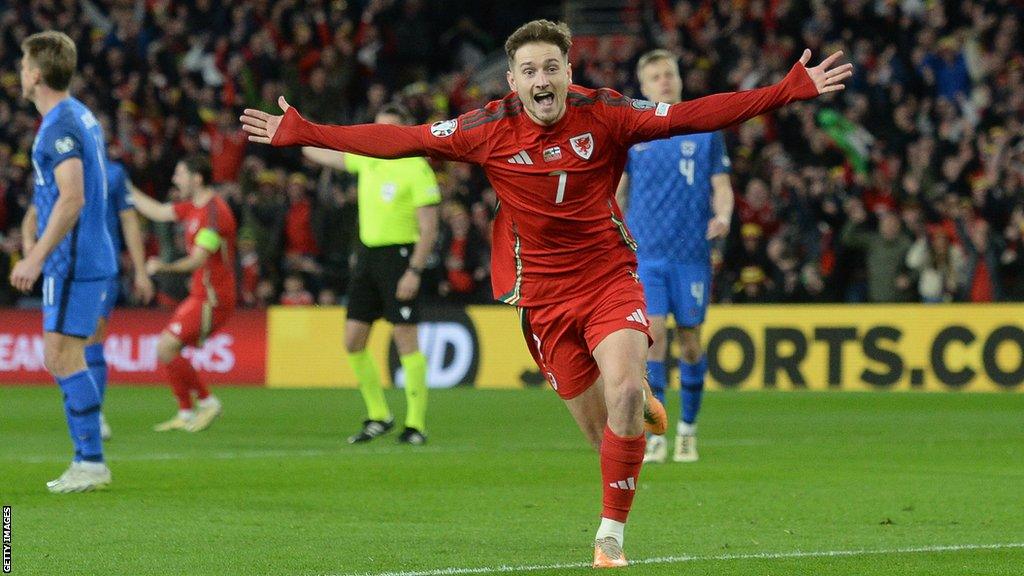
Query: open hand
9 256 41 293
799 49 853 95
240 96 292 144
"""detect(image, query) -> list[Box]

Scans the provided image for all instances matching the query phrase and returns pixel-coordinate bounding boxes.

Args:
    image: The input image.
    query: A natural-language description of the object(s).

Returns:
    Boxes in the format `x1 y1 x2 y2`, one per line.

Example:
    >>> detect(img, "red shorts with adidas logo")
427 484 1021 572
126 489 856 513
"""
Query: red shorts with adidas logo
519 271 652 400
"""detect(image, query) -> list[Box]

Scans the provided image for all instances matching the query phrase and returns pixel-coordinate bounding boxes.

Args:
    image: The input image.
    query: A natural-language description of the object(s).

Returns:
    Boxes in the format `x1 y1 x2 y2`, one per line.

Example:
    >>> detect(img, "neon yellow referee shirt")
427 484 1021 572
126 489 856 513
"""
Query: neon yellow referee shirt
344 153 441 247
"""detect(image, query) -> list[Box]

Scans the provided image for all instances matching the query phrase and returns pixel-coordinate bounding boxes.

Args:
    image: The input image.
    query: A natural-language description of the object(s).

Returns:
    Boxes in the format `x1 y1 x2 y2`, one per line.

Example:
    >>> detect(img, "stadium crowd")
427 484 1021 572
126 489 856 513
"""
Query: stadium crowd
1 0 1022 307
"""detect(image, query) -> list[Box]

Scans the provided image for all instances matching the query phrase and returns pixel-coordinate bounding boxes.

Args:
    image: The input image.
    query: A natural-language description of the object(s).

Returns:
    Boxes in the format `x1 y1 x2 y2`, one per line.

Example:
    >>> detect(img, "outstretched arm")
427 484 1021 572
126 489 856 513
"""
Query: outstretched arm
628 50 853 143
242 97 429 159
129 185 177 222
241 97 488 163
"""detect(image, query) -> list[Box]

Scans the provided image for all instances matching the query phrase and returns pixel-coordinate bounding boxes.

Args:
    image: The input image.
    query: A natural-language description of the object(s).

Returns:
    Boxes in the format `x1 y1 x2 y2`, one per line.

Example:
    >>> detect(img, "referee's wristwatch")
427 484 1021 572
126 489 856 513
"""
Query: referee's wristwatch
407 265 424 275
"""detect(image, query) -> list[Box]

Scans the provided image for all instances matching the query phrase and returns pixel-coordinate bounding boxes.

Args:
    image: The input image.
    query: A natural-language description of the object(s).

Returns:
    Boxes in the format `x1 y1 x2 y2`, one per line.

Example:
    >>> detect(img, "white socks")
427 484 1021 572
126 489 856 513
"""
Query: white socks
198 396 219 409
677 421 697 436
596 517 626 546
178 409 195 419
78 460 107 472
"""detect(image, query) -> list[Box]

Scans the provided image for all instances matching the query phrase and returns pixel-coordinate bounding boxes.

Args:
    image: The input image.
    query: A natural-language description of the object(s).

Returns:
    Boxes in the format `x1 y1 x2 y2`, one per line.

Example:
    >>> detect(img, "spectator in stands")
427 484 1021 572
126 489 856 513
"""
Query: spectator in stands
283 173 321 277
841 204 913 303
238 228 261 308
959 218 1003 302
437 202 487 302
906 227 965 303
280 274 315 306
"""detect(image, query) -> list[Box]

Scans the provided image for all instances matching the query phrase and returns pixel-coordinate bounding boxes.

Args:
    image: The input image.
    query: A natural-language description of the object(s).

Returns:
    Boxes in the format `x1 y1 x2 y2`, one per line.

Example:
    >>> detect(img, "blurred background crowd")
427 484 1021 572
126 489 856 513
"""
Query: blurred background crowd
0 0 1022 308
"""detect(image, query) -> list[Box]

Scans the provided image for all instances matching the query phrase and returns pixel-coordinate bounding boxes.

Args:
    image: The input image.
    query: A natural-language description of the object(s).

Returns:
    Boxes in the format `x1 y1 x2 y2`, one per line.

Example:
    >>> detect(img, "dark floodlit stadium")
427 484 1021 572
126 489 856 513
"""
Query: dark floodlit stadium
1 1 1023 574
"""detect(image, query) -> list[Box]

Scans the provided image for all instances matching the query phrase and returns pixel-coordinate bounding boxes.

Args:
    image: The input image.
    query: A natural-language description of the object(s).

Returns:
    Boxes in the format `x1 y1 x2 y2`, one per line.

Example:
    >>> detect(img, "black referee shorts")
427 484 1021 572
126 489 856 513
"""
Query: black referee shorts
346 243 420 325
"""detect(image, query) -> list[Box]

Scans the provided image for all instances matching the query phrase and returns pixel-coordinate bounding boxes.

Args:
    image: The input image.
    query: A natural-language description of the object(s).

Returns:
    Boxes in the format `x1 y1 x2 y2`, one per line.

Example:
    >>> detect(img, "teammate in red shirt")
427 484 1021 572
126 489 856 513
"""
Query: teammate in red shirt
241 20 851 567
130 154 237 433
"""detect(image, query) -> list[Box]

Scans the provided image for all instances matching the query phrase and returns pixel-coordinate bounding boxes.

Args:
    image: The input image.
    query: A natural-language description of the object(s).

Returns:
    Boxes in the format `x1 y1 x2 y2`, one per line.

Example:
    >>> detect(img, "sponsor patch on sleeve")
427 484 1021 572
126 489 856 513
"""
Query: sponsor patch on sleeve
655 102 670 117
430 119 458 138
630 99 655 111
55 136 75 154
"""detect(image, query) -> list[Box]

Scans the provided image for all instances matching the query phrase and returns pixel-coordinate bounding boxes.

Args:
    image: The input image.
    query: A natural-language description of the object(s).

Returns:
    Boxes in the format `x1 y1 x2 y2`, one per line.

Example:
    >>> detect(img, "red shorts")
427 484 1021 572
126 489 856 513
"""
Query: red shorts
166 296 235 346
519 270 651 400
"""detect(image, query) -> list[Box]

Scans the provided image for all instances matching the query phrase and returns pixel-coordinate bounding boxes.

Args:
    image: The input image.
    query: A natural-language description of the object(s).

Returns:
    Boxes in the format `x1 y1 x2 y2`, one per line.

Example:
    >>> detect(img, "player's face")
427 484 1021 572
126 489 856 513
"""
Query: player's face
507 42 571 126
172 162 198 196
638 59 682 104
19 54 40 100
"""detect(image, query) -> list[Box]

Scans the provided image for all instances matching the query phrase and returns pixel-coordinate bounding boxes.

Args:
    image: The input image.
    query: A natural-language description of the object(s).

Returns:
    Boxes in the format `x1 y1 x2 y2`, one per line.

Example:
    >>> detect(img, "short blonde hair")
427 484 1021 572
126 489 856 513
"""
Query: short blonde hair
505 20 572 68
21 31 77 91
636 49 679 79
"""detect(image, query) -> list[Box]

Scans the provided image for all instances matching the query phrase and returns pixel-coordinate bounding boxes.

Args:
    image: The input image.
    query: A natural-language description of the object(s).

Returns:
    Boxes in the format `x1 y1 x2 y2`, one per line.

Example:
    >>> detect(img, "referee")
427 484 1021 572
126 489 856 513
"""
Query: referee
303 103 439 446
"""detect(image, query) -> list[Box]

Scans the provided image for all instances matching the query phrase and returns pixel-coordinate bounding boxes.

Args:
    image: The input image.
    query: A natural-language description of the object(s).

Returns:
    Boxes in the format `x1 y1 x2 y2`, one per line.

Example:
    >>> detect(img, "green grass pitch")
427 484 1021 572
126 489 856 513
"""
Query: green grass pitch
1 386 1022 575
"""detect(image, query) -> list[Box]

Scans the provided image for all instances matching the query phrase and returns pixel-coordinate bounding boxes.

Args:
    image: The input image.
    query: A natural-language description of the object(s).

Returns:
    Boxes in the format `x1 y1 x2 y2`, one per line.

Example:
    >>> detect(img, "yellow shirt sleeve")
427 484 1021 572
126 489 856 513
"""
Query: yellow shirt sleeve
195 228 222 252
410 158 441 207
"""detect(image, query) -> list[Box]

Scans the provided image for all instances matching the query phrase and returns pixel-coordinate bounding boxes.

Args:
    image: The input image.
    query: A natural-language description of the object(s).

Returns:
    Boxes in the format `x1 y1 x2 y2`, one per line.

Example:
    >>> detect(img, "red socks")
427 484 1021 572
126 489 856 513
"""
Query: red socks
600 426 646 522
163 356 209 409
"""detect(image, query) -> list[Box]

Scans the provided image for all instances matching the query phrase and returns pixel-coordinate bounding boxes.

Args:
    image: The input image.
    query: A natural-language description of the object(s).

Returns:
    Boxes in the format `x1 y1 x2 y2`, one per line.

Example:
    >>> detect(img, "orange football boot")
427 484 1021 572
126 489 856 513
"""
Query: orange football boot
593 537 628 568
642 380 668 435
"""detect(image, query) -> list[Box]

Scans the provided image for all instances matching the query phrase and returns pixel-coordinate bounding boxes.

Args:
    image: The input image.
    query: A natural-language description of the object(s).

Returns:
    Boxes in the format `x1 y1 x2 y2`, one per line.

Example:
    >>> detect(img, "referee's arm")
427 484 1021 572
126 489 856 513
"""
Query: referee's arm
396 204 438 301
302 146 346 171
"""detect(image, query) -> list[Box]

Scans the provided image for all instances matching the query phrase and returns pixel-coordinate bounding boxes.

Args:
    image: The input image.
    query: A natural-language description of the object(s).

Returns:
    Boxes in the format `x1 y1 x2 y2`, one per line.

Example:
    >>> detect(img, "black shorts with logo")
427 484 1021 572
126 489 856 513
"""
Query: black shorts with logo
346 243 420 325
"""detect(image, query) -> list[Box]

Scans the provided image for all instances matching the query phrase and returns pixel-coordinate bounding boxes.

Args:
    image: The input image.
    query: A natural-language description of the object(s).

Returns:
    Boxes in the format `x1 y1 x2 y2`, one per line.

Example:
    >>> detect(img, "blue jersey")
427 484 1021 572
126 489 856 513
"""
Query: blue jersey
104 160 133 258
624 131 730 265
31 97 116 280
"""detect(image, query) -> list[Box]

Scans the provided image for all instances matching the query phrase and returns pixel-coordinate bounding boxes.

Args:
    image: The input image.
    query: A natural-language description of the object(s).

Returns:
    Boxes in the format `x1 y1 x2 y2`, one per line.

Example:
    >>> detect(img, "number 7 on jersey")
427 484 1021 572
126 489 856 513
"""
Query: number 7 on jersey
549 171 568 204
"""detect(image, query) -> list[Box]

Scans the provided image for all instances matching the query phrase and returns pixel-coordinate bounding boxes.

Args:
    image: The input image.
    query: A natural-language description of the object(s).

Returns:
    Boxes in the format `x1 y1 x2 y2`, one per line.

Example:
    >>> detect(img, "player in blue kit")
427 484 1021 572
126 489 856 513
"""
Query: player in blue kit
89 157 154 438
616 50 735 463
23 156 154 442
10 31 118 492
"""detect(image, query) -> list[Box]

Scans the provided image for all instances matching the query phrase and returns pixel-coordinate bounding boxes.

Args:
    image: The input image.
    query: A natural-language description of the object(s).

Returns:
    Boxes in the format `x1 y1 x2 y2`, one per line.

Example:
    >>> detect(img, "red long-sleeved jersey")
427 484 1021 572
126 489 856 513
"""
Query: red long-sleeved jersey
274 63 817 306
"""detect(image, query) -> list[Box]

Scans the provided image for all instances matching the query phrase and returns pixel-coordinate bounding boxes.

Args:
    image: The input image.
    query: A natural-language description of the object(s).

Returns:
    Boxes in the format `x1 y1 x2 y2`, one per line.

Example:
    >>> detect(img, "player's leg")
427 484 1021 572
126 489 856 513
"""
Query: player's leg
638 260 670 463
85 317 111 440
590 328 650 567
674 326 704 462
86 276 118 440
671 264 711 462
383 243 427 444
153 329 195 431
42 277 111 493
562 378 607 450
392 323 427 444
344 318 394 442
182 301 230 432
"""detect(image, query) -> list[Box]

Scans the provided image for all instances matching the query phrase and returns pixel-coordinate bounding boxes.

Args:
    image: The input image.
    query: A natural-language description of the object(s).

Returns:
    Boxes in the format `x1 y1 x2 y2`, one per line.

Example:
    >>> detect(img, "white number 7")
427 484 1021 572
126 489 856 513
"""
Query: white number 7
549 170 567 204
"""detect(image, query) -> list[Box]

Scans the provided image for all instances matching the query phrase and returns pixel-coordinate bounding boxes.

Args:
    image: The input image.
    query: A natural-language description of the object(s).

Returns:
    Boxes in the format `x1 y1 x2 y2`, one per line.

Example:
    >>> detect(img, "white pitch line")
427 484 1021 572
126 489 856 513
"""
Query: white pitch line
328 542 1024 576
0 438 769 465
3 445 475 464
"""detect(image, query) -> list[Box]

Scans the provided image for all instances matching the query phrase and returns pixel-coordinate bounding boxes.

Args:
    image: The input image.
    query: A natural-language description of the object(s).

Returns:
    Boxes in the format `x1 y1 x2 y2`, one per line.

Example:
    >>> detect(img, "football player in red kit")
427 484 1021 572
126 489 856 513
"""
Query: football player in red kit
241 20 851 568
130 154 237 433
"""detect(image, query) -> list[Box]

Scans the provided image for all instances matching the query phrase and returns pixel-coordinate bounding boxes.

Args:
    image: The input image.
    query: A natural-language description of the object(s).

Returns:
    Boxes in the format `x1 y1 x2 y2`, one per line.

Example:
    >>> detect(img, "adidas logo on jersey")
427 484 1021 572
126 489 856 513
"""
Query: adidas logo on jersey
626 308 648 326
609 477 636 490
507 151 533 165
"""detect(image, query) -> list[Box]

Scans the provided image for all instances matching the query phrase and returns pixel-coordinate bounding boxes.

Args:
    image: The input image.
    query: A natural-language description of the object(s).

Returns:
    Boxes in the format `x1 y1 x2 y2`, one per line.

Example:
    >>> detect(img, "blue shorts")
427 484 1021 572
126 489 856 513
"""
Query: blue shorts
41 276 109 338
638 260 710 327
100 276 120 319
